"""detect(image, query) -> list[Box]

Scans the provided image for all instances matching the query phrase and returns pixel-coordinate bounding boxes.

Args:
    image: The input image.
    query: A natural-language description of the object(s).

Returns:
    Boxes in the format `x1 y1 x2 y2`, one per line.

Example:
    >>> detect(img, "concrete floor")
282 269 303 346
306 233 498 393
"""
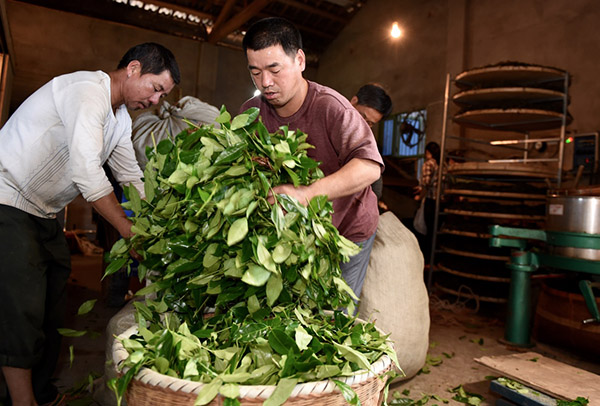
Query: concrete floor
1 255 599 406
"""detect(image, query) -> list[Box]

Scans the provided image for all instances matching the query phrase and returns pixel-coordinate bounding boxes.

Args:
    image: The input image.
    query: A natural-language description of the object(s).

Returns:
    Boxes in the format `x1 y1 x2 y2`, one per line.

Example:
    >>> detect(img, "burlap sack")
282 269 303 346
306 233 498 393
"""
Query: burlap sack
131 96 220 170
359 211 430 380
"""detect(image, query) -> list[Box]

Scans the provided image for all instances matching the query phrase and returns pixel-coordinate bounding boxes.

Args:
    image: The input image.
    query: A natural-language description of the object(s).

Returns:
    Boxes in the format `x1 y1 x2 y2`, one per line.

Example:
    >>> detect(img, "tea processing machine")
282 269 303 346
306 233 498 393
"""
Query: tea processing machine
489 190 600 347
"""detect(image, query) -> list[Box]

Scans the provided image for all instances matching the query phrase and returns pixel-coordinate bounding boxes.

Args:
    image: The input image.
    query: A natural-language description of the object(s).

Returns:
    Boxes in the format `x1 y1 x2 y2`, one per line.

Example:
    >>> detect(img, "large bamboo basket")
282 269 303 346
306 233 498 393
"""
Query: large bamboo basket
112 325 394 406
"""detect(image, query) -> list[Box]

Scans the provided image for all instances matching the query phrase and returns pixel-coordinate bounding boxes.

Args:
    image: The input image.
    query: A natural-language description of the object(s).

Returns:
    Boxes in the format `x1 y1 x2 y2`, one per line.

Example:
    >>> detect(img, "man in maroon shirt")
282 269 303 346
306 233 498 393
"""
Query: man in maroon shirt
239 17 384 303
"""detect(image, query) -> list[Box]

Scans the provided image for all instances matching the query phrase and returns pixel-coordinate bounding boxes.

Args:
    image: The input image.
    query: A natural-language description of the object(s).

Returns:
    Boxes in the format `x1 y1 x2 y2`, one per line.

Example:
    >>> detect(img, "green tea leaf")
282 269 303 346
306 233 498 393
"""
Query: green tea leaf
242 264 271 287
227 217 248 246
333 342 371 371
194 378 223 405
315 364 341 379
215 108 231 124
332 379 361 406
127 184 142 214
266 273 283 306
231 114 249 131
247 295 260 314
214 142 247 166
263 377 298 406
268 329 299 355
155 357 169 374
104 257 128 278
57 328 87 337
294 325 312 351
77 299 97 316
69 345 74 368
219 383 240 399
157 139 174 154
272 242 292 263
256 240 276 273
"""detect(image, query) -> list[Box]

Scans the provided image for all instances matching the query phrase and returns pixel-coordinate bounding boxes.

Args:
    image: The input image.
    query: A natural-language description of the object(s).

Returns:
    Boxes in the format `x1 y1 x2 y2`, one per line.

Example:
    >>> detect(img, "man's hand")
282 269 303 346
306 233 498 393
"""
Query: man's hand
413 185 423 201
90 193 141 260
268 184 312 206
91 193 134 238
266 158 381 207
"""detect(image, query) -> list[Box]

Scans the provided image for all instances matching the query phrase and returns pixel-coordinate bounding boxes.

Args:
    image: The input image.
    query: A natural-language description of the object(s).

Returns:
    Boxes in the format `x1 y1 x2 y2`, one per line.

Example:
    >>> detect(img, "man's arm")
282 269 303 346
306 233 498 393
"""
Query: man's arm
269 158 380 205
90 193 133 238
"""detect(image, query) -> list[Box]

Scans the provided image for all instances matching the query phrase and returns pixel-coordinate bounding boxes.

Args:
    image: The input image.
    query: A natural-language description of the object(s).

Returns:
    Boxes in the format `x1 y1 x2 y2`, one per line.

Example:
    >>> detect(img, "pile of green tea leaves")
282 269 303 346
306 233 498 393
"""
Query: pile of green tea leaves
105 107 400 406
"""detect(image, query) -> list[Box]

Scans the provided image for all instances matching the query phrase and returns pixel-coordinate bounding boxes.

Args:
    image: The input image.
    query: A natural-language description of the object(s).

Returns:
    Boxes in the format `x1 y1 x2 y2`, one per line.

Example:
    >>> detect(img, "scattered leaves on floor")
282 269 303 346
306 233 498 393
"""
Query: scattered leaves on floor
418 365 431 375
57 328 87 337
497 377 540 396
77 299 97 316
557 397 589 406
426 354 443 367
390 392 449 406
69 345 74 368
449 385 484 405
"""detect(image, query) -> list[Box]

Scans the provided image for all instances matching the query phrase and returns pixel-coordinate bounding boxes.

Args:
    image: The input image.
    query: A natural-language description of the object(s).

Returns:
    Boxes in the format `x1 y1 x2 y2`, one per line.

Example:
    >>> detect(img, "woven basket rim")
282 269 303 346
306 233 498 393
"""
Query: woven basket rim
113 324 393 400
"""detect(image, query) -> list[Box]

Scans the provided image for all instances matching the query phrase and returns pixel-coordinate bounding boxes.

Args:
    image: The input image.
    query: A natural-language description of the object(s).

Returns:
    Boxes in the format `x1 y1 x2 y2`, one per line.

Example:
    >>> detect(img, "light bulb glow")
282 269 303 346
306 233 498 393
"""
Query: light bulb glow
253 89 261 97
391 22 402 39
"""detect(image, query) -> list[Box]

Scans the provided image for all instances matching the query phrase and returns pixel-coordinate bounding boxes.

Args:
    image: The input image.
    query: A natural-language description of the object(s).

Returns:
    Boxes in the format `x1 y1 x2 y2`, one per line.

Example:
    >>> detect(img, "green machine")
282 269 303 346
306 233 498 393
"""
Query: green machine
489 191 600 346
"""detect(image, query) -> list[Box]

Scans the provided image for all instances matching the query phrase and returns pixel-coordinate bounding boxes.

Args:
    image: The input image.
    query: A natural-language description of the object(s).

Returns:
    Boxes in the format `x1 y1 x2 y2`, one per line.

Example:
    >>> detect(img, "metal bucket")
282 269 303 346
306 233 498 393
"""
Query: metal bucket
546 194 600 260
547 195 600 234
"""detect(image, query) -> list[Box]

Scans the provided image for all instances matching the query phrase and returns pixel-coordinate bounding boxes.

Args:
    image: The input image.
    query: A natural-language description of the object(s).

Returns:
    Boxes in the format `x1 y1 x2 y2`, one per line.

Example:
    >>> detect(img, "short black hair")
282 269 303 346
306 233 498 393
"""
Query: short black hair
242 17 302 58
355 83 393 118
425 141 441 164
117 42 181 85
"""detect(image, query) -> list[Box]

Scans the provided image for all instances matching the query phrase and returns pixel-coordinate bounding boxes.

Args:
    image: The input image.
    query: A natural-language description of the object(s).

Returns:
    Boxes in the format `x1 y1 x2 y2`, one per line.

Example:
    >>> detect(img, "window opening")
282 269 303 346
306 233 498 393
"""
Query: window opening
380 109 427 176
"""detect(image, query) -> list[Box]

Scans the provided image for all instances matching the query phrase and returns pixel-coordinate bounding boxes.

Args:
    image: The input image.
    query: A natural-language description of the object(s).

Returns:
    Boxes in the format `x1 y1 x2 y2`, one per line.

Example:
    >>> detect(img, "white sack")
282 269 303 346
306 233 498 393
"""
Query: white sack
359 211 430 380
132 96 220 169
98 301 137 406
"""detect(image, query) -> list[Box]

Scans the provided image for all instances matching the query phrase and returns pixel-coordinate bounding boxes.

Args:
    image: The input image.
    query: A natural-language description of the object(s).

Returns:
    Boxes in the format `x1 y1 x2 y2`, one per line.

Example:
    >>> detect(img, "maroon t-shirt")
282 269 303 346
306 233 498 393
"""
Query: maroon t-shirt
240 80 384 242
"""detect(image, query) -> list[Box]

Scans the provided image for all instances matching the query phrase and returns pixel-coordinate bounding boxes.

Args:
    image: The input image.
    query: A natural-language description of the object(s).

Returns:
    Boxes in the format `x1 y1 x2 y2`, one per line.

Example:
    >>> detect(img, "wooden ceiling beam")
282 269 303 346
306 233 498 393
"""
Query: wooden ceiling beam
209 0 236 34
295 22 336 39
12 0 209 40
135 0 214 20
254 9 336 40
276 0 348 24
208 0 275 44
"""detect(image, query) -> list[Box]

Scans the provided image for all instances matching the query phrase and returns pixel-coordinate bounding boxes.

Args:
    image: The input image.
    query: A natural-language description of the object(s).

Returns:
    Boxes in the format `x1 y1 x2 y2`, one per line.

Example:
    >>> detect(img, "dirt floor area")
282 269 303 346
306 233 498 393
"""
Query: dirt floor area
388 294 600 406
1 256 599 406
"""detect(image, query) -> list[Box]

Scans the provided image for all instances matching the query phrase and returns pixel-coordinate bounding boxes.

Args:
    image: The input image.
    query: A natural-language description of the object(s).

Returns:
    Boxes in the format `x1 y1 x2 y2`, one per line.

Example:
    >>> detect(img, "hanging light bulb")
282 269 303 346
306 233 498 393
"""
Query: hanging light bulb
391 22 402 39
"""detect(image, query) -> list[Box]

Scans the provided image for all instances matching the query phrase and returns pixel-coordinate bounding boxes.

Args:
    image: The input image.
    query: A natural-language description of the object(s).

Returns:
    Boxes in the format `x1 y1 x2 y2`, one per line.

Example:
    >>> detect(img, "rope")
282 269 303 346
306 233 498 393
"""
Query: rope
428 287 483 327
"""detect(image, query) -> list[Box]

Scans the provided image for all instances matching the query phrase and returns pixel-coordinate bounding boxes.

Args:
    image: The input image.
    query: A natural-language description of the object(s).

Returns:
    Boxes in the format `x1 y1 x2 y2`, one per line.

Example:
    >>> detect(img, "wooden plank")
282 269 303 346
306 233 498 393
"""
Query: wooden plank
475 352 600 405
453 108 566 131
208 0 275 43
454 65 566 89
14 0 208 41
210 0 237 32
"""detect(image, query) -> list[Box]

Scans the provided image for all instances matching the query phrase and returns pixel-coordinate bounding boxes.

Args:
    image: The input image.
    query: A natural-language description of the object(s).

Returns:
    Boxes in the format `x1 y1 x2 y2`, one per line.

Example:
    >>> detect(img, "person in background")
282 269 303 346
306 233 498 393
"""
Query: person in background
0 42 180 406
350 83 393 211
414 141 441 261
239 17 384 305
